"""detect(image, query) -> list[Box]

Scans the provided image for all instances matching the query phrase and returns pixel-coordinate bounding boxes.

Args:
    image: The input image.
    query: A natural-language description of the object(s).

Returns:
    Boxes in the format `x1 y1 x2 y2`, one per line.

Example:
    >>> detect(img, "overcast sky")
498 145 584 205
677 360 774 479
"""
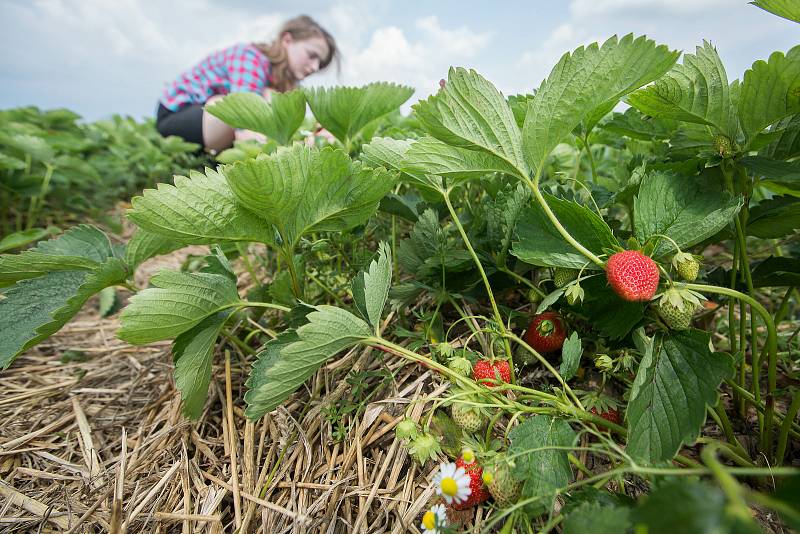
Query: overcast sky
1 0 797 122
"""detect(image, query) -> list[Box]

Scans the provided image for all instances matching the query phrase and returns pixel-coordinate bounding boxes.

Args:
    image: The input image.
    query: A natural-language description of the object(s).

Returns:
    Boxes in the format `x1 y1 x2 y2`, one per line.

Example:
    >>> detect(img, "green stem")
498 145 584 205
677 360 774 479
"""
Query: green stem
506 332 584 411
684 283 778 459
306 271 346 307
222 328 256 356
710 405 749 460
445 295 482 340
568 453 593 478
726 379 800 438
583 134 599 185
701 444 753 523
243 301 292 313
282 246 303 299
523 175 605 268
367 338 511 406
775 390 800 464
391 215 399 285
696 438 754 468
26 163 54 230
774 286 796 326
235 243 260 286
499 265 546 298
730 244 743 417
442 188 516 382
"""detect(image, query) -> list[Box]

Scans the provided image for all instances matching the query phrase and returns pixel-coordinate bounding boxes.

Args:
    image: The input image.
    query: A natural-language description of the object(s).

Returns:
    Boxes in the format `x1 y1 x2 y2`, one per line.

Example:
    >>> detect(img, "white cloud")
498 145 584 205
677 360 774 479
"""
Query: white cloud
308 14 491 109
511 0 799 96
568 0 730 17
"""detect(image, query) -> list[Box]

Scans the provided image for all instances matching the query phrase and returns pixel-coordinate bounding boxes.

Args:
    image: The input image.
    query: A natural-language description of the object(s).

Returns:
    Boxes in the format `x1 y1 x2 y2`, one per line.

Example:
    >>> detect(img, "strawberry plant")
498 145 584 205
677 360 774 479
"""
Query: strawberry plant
1 5 799 531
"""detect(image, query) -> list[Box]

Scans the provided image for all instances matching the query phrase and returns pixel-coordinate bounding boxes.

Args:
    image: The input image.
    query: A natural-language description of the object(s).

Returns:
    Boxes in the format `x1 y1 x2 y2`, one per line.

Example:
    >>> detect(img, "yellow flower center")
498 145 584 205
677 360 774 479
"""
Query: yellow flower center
422 510 437 530
440 477 458 497
462 448 475 463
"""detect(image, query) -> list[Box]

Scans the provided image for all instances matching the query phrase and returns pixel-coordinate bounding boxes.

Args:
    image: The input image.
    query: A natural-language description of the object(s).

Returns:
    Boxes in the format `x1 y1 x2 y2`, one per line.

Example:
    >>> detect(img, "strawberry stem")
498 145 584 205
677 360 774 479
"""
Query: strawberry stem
442 188 517 383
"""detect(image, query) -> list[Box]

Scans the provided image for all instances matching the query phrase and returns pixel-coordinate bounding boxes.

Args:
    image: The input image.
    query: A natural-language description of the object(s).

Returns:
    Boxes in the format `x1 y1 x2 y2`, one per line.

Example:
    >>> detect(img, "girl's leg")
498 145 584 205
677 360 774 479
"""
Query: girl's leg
202 95 235 153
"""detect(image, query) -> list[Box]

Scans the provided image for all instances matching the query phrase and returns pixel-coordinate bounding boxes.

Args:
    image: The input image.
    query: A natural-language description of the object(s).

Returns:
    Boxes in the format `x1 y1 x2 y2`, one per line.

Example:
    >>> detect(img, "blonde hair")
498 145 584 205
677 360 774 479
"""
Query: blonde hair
254 15 339 92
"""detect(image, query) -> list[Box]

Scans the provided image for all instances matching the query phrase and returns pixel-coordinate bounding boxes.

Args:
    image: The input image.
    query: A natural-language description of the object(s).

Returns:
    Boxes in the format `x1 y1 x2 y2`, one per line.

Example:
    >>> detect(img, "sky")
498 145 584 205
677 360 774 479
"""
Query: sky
1 0 798 122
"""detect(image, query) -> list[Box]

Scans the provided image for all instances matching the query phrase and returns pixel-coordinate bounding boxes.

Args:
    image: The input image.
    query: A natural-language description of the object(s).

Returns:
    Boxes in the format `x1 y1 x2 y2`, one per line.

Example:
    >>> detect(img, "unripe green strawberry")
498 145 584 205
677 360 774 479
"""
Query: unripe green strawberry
606 250 660 302
713 134 734 158
395 418 418 440
451 403 485 433
483 454 521 507
658 301 696 330
447 356 472 377
408 433 442 464
672 252 700 282
553 268 578 288
527 288 542 305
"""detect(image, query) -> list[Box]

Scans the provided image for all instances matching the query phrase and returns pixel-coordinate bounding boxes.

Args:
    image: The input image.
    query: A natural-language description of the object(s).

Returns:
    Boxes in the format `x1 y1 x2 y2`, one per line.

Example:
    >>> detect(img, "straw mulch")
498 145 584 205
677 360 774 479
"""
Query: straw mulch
0 246 469 534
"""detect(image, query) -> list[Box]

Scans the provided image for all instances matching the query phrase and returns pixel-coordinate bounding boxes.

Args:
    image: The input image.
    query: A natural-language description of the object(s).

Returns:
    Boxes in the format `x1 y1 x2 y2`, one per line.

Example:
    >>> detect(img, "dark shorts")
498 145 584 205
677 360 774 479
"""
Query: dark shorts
156 103 204 146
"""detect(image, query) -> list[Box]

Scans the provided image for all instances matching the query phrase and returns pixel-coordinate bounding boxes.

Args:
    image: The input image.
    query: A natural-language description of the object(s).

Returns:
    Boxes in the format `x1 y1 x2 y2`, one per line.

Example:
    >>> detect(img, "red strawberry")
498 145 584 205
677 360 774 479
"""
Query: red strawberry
472 360 511 387
523 311 568 353
452 456 490 509
590 407 621 425
606 250 660 302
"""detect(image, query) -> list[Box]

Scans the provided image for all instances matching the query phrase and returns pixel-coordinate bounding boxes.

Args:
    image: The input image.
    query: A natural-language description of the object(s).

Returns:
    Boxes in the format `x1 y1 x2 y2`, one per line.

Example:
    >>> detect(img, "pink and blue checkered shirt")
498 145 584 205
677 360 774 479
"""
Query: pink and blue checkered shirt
159 43 274 112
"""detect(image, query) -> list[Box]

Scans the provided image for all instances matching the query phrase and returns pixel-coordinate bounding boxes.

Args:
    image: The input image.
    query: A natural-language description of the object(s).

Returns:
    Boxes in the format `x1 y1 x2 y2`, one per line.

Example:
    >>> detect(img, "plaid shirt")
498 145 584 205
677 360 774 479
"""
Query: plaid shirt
159 43 273 111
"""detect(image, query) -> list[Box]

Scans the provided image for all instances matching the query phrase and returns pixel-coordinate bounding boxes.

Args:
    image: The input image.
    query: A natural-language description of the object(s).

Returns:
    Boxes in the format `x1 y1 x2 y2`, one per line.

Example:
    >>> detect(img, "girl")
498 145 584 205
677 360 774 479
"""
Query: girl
155 15 338 152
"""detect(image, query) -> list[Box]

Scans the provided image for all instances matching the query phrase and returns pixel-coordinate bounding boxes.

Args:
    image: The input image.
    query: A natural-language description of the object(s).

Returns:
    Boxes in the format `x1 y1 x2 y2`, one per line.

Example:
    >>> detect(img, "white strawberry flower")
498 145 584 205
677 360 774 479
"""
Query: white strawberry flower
420 503 447 534
433 461 471 505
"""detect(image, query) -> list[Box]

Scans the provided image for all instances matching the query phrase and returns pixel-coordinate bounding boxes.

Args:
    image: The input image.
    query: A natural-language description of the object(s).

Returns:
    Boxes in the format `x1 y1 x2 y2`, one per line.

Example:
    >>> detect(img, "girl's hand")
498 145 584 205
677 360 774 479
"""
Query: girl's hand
261 87 275 102
235 129 267 143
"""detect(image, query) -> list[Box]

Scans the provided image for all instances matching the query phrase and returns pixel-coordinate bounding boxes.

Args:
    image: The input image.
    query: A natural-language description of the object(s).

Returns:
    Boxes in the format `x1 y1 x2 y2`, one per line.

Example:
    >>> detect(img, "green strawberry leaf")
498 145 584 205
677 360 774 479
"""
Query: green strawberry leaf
361 137 443 193
97 286 118 317
124 229 186 270
600 108 676 141
509 415 577 515
563 501 631 534
244 306 371 419
0 226 129 368
0 259 127 369
739 45 800 143
750 256 800 287
485 183 531 265
398 209 472 284
524 34 678 174
304 83 414 144
512 194 618 270
223 145 397 249
128 167 272 244
634 171 743 258
627 42 737 138
118 270 240 344
559 332 582 382
751 0 800 25
403 136 520 185
351 242 392 332
173 311 232 419
633 479 760 534
0 227 58 253
205 90 306 145
626 330 735 463
772 475 800 530
414 67 528 178
746 196 800 238
759 114 800 160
